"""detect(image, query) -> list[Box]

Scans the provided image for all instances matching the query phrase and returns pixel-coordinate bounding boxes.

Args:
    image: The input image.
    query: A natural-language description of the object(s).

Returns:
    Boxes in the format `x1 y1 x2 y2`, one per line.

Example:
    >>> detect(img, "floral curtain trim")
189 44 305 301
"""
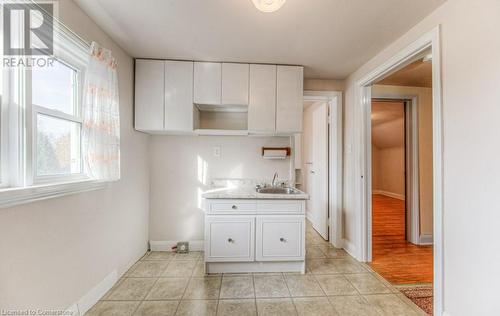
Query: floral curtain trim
82 41 121 181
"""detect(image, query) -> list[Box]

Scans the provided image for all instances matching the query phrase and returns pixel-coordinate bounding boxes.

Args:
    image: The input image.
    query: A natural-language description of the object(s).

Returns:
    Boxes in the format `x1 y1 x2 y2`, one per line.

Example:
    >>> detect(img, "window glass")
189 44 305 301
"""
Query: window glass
36 114 81 176
32 60 76 115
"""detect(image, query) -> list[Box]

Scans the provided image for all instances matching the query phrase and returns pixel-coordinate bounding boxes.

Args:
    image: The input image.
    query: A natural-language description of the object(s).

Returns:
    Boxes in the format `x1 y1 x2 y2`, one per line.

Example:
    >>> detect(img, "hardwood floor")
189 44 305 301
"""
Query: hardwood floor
369 194 433 285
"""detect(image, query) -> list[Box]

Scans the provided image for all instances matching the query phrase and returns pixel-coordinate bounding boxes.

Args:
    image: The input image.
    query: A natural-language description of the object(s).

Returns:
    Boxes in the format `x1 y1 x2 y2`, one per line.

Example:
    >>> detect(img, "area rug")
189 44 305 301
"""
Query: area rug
398 285 433 315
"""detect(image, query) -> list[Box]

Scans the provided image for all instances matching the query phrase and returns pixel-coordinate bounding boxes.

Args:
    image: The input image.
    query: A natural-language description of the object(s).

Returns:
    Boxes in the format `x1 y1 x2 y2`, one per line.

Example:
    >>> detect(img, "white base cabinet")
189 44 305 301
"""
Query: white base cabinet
204 199 306 273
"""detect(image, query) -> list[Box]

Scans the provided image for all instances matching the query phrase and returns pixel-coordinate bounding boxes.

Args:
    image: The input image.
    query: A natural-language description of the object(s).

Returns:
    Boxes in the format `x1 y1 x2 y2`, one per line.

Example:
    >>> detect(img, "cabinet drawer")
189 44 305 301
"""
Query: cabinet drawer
205 216 255 262
256 216 305 261
257 200 305 214
207 200 257 214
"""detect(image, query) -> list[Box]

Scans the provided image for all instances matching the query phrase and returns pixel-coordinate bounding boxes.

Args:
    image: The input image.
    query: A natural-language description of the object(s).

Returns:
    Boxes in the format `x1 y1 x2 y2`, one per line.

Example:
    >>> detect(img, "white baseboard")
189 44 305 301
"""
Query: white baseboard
76 270 118 316
65 304 79 316
342 238 357 259
372 190 405 200
150 240 205 252
419 233 433 245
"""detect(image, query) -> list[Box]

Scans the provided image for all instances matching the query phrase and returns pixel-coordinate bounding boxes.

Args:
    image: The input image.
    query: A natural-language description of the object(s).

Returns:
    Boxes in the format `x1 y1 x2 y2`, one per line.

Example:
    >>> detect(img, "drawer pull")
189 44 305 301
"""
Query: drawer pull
228 238 234 243
280 238 287 243
231 205 238 210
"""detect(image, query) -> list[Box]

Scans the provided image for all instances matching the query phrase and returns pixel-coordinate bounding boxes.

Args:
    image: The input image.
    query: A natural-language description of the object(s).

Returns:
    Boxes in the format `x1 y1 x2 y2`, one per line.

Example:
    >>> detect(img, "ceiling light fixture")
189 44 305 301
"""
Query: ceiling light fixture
252 0 286 13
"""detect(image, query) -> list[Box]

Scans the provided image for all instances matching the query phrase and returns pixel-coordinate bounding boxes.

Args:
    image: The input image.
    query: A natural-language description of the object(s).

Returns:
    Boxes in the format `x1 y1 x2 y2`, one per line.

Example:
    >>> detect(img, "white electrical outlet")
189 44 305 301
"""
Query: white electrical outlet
213 146 221 158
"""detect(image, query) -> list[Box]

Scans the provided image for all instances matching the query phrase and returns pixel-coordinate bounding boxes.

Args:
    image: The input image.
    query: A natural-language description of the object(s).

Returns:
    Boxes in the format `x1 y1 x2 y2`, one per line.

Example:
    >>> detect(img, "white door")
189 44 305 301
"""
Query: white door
311 102 329 239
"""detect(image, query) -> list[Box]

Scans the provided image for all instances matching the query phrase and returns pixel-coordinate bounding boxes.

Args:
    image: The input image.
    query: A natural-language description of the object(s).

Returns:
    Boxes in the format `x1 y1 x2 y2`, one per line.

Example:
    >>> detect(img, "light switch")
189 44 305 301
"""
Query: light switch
213 146 221 158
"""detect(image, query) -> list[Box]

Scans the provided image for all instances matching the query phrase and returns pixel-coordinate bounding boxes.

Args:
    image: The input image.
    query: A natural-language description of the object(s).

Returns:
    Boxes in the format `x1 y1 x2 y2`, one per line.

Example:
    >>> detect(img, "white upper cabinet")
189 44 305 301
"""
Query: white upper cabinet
221 63 249 106
135 59 164 131
194 62 222 105
276 66 304 133
165 61 194 132
248 64 277 133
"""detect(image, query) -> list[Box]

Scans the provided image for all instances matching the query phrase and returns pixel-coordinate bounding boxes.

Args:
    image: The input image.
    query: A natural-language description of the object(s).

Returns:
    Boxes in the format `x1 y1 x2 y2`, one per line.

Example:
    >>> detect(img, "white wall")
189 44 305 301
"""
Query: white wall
0 0 150 309
148 135 292 242
343 0 500 314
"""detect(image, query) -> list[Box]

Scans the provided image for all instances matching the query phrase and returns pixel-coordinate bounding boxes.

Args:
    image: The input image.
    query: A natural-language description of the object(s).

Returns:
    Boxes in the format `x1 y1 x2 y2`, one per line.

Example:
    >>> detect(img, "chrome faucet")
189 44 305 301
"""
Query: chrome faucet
271 172 279 187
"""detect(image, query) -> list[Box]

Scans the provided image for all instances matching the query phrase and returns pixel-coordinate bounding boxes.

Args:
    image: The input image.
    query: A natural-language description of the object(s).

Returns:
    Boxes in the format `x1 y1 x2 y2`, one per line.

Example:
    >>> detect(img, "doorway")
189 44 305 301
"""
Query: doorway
298 91 343 248
357 27 442 314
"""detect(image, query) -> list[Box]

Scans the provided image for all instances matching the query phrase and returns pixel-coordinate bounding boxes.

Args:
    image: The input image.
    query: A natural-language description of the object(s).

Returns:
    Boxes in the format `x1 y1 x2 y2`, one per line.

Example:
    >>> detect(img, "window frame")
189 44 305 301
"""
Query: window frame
30 56 86 185
0 8 108 208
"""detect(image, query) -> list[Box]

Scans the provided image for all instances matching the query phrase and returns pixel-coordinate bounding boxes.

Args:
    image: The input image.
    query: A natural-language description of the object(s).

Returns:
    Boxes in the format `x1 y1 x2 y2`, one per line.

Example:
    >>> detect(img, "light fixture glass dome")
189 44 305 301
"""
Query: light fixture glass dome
252 0 287 13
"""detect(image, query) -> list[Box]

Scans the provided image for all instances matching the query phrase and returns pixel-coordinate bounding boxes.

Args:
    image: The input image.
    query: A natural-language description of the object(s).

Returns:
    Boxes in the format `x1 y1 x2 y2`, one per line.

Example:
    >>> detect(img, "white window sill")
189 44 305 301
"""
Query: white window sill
0 179 109 209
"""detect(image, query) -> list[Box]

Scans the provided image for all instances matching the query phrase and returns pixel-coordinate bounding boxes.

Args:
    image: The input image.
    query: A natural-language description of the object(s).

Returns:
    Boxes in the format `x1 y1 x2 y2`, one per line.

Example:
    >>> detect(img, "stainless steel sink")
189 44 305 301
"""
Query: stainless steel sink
256 187 300 194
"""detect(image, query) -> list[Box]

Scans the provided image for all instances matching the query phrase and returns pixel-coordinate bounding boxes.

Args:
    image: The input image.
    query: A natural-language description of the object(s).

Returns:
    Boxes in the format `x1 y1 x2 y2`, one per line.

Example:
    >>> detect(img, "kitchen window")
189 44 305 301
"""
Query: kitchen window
0 17 107 207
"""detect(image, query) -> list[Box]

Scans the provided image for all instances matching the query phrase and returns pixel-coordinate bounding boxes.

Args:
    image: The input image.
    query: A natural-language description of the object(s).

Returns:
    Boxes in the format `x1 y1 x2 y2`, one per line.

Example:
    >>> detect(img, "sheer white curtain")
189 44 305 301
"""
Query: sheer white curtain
82 42 120 181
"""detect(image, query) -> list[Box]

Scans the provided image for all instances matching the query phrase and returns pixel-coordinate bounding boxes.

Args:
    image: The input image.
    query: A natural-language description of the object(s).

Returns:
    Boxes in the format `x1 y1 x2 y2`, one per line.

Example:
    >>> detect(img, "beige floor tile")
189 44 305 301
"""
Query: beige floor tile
323 248 348 259
307 259 340 274
192 261 207 277
128 261 169 277
364 294 419 316
284 274 324 297
220 275 255 299
183 276 222 299
217 299 257 316
143 251 175 261
316 275 358 296
101 278 124 300
145 277 189 300
328 295 379 316
332 258 368 273
85 301 139 316
306 246 326 259
345 273 392 294
396 293 428 315
176 300 217 316
106 278 156 301
254 274 290 298
124 262 140 277
133 300 178 316
173 251 203 261
256 298 297 316
162 260 196 277
292 297 337 316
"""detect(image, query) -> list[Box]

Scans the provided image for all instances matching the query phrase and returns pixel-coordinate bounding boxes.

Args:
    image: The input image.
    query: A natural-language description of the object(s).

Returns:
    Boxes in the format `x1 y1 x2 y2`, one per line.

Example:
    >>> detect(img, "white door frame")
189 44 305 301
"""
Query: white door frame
371 95 420 245
356 26 443 315
303 90 343 248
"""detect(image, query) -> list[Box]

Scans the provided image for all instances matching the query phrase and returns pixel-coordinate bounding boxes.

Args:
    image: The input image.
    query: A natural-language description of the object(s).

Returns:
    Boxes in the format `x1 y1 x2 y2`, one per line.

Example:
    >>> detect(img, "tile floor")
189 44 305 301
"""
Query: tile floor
86 222 427 315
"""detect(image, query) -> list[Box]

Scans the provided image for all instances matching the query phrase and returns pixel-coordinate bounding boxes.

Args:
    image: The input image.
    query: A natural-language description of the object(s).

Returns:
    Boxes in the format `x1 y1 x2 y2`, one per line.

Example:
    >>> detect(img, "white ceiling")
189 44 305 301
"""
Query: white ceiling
74 0 445 79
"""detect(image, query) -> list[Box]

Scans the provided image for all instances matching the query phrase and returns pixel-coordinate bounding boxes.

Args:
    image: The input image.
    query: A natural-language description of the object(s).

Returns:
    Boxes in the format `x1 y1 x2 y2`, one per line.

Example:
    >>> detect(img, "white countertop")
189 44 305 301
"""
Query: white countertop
202 186 309 200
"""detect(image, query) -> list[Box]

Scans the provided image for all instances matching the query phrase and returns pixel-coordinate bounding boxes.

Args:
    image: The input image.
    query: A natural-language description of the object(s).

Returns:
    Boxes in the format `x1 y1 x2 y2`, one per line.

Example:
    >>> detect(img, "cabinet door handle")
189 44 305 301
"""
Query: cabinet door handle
228 238 234 243
280 238 286 242
231 205 237 210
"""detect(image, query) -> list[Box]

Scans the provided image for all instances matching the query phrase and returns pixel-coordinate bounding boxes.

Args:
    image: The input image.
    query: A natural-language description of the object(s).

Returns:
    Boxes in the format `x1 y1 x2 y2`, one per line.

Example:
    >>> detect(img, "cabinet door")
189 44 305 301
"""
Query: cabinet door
256 216 305 261
135 59 164 131
276 66 304 133
248 64 277 133
205 216 255 262
165 61 193 131
194 62 221 105
222 63 249 106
